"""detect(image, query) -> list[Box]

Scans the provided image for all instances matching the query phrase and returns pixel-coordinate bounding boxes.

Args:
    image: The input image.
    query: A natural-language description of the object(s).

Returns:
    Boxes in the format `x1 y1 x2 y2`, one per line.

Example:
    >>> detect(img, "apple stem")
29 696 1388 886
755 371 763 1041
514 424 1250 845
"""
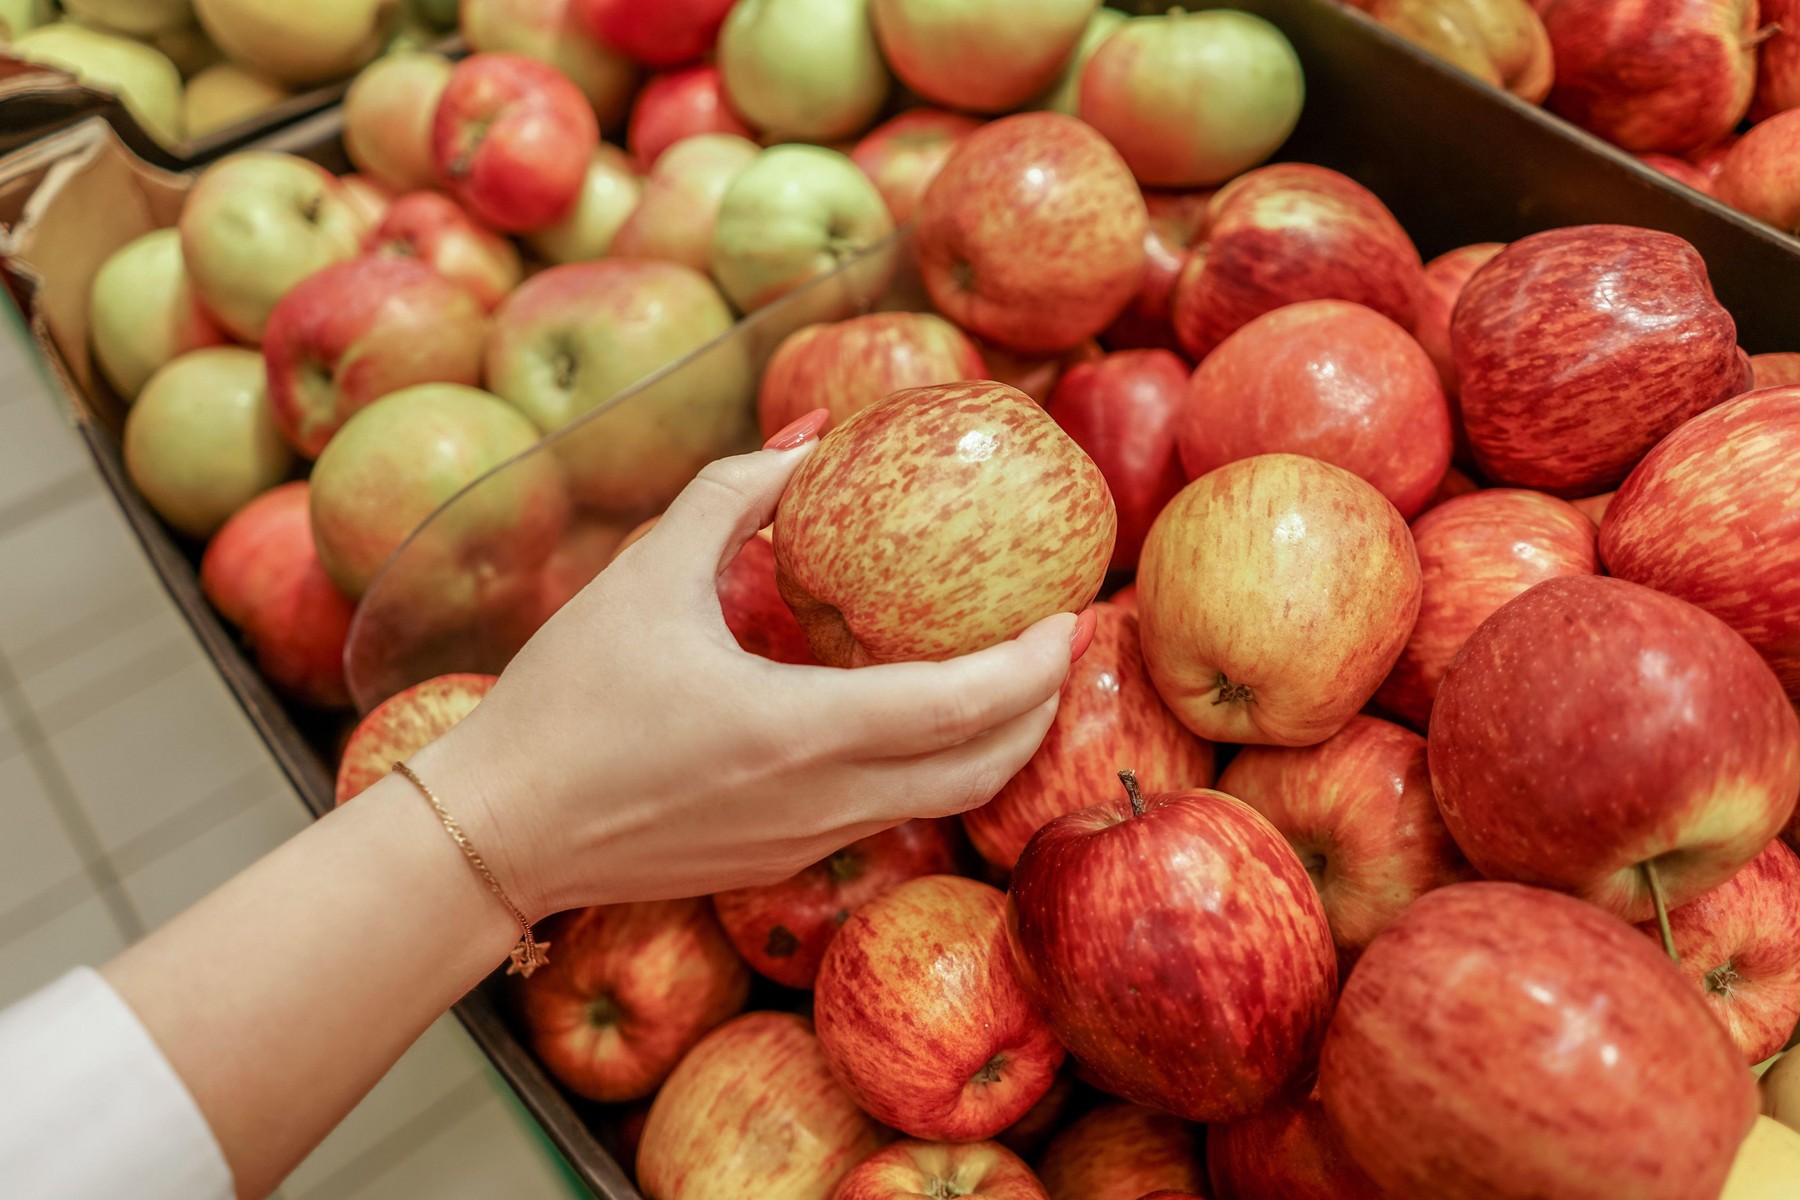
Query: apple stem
1118 769 1146 819
1642 859 1679 964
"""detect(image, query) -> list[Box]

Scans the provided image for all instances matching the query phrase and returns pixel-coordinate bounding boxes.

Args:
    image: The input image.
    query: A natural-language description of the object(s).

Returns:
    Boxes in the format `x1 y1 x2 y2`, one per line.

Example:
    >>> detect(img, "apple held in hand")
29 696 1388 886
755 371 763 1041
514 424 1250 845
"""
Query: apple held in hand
88 228 227 401
611 132 758 271
1208 1081 1384 1200
718 0 889 142
574 0 735 67
459 0 637 123
870 0 1097 113
627 65 755 169
1101 188 1211 353
773 381 1115 666
850 108 983 226
1036 1103 1205 1200
1368 0 1554 102
342 51 452 193
1138 454 1421 746
366 192 523 312
1320 881 1759 1200
758 312 984 441
833 1140 1048 1200
335 673 497 804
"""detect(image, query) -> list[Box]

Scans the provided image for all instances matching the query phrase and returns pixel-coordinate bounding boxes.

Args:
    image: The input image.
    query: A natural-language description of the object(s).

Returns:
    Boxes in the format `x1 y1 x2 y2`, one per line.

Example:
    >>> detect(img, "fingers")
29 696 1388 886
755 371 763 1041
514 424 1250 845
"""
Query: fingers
872 693 1063 820
636 436 820 589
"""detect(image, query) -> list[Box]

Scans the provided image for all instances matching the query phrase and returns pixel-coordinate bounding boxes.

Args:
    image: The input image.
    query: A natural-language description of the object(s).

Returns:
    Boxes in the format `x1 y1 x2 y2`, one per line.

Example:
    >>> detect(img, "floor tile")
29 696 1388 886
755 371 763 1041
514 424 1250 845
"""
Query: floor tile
0 382 85 513
0 892 127 1009
0 749 84 919
5 585 169 680
22 623 197 737
327 1082 575 1200
121 786 309 930
0 489 162 654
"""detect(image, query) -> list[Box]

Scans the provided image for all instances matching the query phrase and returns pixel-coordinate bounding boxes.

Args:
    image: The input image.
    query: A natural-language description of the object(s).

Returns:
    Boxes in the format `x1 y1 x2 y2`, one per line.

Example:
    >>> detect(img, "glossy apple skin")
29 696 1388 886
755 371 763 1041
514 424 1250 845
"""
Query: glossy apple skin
1138 454 1422 746
1717 108 1800 234
1756 0 1800 119
1320 881 1759 1200
366 191 523 312
1008 786 1337 1122
1429 575 1800 920
711 819 956 989
1370 0 1553 100
1180 299 1452 519
815 876 1064 1142
334 673 496 804
573 0 735 67
832 1140 1048 1200
611 132 758 272
963 603 1213 871
1035 1103 1205 1200
627 65 755 169
1102 190 1212 352
1751 352 1800 388
773 381 1115 667
1451 224 1749 495
637 1011 888 1200
1171 163 1424 359
1376 488 1598 729
869 0 1096 114
1412 242 1503 461
1044 349 1190 571
850 108 983 225
915 112 1147 355
431 53 599 233
1208 1081 1384 1200
758 312 986 440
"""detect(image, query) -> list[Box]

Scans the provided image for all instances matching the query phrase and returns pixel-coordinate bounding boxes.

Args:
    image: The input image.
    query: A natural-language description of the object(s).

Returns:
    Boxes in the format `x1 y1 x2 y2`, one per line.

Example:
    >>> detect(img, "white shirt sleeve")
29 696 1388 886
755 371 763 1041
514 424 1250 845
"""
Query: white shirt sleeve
0 967 234 1200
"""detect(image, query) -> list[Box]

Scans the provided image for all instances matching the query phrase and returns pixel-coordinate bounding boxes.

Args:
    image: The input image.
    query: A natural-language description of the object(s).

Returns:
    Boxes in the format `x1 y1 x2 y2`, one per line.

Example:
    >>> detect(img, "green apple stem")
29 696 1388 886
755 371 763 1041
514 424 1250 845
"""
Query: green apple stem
1118 769 1146 819
1642 859 1678 964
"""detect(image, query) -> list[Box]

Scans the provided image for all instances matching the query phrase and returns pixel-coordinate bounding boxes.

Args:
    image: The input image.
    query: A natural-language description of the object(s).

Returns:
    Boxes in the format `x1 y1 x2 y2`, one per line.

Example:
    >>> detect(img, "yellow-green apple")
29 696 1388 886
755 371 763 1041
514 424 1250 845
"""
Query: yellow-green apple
571 0 735 67
1180 299 1452 519
366 191 524 312
718 0 889 141
815 875 1064 1140
869 0 1096 114
963 603 1214 870
334 672 497 803
432 52 599 234
849 108 983 225
307 383 565 597
1765 1052 1800 1131
1641 150 1718 192
336 174 393 228
1207 1081 1384 1200
1376 488 1597 728
1723 1116 1800 1199
713 822 955 989
1171 163 1424 359
916 112 1146 354
1716 109 1800 233
263 256 488 458
1543 0 1755 154
1036 6 1125 115
833 1141 1047 1200
192 0 393 86
178 152 368 342
709 143 896 316
1079 9 1303 187
1429 575 1800 920
1757 0 1800 119
516 899 750 1102
773 381 1115 666
637 1011 888 1200
1368 0 1553 102
1635 839 1800 1064
992 1068 1074 1160
124 347 293 540
528 144 641 263
148 22 220 75
0 0 49 39
342 50 452 193
1101 188 1211 353
12 24 184 145
483 259 751 510
1752 352 1800 388
459 0 636 125
1138 454 1421 745
200 481 355 707
1413 242 1503 401
88 227 227 400
1035 1103 1205 1200
626 64 755 168
611 132 758 270
757 311 984 441
1320 881 1759 1200
1008 781 1336 1121
182 62 289 138
1218 715 1475 972
1452 225 1749 495
976 337 1103 404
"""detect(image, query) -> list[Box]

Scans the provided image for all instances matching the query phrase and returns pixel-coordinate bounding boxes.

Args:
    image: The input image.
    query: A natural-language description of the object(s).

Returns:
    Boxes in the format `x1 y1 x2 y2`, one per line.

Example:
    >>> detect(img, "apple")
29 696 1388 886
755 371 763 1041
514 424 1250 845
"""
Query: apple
1452 224 1749 495
124 347 293 541
0 0 48 39
572 0 734 67
262 256 488 458
1752 352 1800 388
335 175 392 227
88 227 227 400
613 520 814 664
773 381 1115 666
709 144 896 316
976 338 1103 404
178 152 368 343
1572 489 1613 525
200 481 355 708
758 311 985 441
12 24 184 145
637 1011 887 1200
1180 299 1453 519
962 602 1214 871
849 108 983 226
1368 0 1554 102
992 1068 1074 1160
718 0 890 141
833 1140 1047 1200
528 144 642 263
1716 109 1800 232
916 112 1147 354
342 50 452 193
1138 454 1421 745
1208 1081 1384 1200
1037 6 1126 115
1172 163 1424 359
1420 465 1482 513
335 672 497 803
1766 1053 1800 1131
1693 132 1742 183
1035 1103 1204 1200
1543 0 1755 154
1101 189 1211 352
1641 151 1717 192
1042 349 1188 571
458 0 637 124
1757 0 1800 120
1430 575 1800 921
62 0 190 36
868 0 1095 114
1412 241 1504 401
192 0 393 86
1320 881 1759 1200
183 62 289 138
611 133 759 271
366 191 524 312
1079 9 1304 187
626 65 756 169
1376 487 1598 728
815 875 1064 1141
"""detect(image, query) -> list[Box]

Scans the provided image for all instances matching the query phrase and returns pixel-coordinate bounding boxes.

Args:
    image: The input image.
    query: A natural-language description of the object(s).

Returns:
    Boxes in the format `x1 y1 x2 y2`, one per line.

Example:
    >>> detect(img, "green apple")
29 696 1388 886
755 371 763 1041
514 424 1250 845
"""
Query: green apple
62 0 192 37
184 61 290 137
150 23 223 77
0 0 52 40
342 50 452 192
1037 6 1126 114
460 0 637 127
192 0 395 86
529 144 643 264
12 24 185 145
89 227 228 400
610 133 759 273
718 0 890 142
870 0 1098 113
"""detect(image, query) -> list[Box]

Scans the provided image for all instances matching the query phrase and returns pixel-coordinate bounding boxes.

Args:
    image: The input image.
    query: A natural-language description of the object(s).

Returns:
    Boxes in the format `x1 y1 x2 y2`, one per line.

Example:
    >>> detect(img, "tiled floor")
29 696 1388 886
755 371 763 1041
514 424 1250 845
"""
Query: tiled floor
0 309 582 1196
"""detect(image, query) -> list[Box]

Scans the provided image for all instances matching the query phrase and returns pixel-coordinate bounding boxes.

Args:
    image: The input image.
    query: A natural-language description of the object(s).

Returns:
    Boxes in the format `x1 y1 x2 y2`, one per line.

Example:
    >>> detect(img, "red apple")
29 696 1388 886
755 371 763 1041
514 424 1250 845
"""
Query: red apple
334 673 497 804
1429 575 1800 921
1751 352 1800 388
627 64 755 169
1640 151 1716 192
1715 109 1800 233
1376 488 1598 729
1418 465 1481 514
962 603 1214 871
1207 1081 1383 1200
711 819 956 989
1413 242 1504 399
1035 1103 1206 1200
716 534 818 666
1009 781 1336 1122
868 0 1096 113
1171 163 1424 359
992 1068 1074 1160
365 191 524 312
832 1141 1048 1200
1102 189 1211 352
573 0 735 67
1319 881 1759 1200
1043 349 1189 571
849 108 983 226
757 311 985 441
977 338 1104 404
915 112 1147 355
1691 132 1741 184
1451 224 1749 495
431 52 599 233
1756 0 1800 120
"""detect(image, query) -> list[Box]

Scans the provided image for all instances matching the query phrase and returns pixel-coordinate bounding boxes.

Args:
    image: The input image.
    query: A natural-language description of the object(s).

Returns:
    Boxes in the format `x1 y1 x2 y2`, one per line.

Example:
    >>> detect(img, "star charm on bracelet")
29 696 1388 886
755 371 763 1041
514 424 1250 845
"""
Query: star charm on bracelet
507 937 552 978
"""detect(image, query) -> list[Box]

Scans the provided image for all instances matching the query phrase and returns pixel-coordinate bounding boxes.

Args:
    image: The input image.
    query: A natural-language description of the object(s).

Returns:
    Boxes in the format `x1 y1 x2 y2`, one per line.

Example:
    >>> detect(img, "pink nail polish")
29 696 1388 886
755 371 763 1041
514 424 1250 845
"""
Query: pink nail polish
1070 608 1097 663
764 408 830 451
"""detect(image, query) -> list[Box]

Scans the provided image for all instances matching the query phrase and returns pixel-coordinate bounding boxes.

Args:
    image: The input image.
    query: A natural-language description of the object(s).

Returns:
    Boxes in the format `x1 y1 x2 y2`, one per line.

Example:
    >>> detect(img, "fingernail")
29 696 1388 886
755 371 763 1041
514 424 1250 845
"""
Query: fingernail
1070 608 1097 663
764 408 830 451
